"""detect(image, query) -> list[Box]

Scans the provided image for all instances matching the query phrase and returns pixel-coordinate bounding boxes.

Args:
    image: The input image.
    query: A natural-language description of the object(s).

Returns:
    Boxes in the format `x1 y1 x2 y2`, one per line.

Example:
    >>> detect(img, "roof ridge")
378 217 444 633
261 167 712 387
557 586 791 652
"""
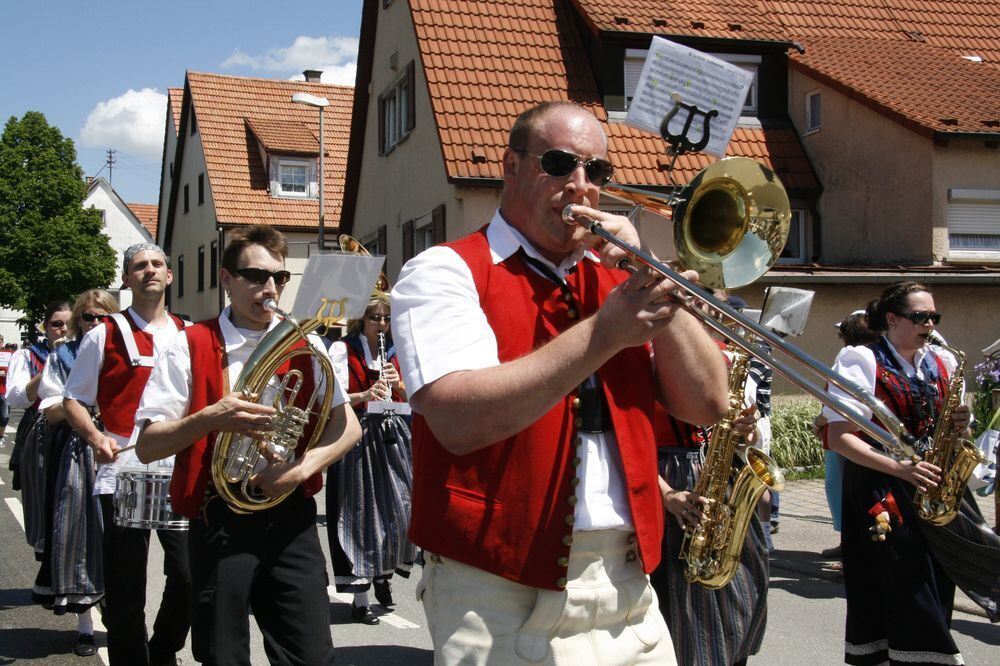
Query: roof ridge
185 69 354 92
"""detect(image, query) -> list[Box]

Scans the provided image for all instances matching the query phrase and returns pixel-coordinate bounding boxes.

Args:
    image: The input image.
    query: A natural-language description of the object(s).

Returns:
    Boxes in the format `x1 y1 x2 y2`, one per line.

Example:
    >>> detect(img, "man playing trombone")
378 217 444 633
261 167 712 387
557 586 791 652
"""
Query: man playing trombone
391 101 728 664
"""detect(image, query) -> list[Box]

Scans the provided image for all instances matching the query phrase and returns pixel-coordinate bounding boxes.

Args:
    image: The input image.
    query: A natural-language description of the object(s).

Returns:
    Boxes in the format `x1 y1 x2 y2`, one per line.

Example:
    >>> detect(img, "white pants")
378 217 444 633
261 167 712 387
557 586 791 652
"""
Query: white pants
417 530 677 665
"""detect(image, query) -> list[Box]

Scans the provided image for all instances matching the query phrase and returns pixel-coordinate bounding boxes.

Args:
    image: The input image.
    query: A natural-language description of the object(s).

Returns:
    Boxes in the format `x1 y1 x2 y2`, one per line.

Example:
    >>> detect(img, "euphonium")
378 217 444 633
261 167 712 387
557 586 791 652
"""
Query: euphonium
211 299 337 513
681 344 785 589
913 332 985 526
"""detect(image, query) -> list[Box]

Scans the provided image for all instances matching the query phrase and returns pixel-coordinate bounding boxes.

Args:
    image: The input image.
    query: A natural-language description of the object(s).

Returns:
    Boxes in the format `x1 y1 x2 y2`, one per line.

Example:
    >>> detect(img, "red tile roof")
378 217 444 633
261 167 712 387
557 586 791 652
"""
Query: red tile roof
571 0 790 42
185 71 353 229
410 0 818 191
168 88 183 135
127 202 158 238
245 118 320 155
790 36 1000 136
765 0 1000 66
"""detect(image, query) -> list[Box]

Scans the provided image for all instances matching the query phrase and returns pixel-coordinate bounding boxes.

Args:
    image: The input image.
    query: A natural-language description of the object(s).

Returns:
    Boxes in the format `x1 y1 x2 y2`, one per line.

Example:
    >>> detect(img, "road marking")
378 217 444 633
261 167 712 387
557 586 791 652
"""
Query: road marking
4 497 24 530
0 476 5 485
327 586 421 629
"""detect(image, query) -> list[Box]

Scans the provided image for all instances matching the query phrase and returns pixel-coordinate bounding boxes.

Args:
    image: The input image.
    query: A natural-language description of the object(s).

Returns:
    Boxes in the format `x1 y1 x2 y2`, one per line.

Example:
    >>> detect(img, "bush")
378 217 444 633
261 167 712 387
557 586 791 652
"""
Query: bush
769 396 824 470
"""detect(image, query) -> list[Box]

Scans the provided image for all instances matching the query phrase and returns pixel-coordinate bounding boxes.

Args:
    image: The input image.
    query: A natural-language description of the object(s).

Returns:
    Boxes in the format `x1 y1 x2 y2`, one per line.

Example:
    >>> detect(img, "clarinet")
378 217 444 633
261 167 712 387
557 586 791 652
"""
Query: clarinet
376 331 394 414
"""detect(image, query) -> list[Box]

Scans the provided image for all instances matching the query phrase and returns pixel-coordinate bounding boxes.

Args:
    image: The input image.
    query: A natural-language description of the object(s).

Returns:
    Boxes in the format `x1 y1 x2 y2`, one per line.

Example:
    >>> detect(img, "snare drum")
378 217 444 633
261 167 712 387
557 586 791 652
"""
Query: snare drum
113 469 188 531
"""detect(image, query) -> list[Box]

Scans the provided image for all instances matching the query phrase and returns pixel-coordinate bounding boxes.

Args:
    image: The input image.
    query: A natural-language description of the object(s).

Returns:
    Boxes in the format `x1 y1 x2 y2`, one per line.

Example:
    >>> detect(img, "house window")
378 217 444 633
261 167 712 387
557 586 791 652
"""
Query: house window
948 188 1000 255
190 109 197 135
197 245 205 292
184 184 189 213
198 173 205 205
278 160 309 197
778 210 808 263
379 61 416 154
177 255 185 298
806 91 821 132
210 240 218 287
624 50 759 115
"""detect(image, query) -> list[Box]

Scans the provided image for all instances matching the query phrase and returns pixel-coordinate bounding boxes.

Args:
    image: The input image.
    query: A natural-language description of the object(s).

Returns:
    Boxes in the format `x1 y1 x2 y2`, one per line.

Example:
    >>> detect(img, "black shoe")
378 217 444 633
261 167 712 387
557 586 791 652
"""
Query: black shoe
770 522 780 535
821 544 842 559
374 580 395 607
73 633 96 657
351 602 380 625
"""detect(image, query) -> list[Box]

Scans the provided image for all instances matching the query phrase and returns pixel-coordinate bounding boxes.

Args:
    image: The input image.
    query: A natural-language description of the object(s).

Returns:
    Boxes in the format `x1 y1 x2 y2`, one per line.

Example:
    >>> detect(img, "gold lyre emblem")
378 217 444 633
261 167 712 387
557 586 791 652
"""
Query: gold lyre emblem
316 297 348 331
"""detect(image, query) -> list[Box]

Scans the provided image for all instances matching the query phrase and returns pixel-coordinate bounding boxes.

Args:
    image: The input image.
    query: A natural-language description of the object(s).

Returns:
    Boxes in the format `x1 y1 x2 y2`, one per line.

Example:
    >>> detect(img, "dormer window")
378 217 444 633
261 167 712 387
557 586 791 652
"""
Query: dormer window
278 159 310 197
623 50 760 116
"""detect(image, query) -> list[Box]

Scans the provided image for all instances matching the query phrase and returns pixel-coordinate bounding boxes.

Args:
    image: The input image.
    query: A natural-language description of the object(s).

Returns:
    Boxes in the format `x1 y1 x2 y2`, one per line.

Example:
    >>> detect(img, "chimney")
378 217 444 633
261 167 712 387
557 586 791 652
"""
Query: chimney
303 70 323 83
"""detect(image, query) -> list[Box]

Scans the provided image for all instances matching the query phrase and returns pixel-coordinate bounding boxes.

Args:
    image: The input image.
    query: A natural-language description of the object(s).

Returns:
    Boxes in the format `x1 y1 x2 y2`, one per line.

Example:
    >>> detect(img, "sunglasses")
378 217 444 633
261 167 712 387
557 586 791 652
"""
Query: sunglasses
233 267 292 286
895 310 942 326
513 148 614 187
366 314 391 324
48 320 67 329
81 312 108 323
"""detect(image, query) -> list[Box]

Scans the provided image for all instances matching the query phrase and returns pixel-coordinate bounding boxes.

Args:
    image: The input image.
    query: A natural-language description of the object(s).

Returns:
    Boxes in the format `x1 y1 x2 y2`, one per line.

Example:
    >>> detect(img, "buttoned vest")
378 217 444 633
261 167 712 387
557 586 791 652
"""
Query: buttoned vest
408 228 663 590
97 311 184 438
169 318 322 518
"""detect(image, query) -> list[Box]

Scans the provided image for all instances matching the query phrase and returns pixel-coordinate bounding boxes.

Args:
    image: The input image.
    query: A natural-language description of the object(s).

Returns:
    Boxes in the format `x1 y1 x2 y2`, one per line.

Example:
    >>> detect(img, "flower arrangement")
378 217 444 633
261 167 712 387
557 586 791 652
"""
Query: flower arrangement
972 354 1000 438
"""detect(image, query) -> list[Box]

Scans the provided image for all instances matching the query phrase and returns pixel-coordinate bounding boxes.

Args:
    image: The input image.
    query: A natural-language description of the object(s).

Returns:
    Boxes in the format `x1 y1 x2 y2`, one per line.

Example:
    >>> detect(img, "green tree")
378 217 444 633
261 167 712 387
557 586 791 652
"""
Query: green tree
0 111 116 331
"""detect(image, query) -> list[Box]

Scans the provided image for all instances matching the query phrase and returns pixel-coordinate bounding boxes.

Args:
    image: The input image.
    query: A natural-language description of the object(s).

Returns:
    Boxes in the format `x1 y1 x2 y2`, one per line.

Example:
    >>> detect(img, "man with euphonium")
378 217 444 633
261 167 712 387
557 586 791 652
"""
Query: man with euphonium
134 224 361 664
62 244 191 665
391 101 728 664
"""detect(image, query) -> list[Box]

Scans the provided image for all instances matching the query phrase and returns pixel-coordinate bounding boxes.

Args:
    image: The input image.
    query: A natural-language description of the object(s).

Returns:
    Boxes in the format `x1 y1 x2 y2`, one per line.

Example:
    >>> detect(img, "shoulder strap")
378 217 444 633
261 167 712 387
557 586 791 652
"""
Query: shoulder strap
109 312 154 368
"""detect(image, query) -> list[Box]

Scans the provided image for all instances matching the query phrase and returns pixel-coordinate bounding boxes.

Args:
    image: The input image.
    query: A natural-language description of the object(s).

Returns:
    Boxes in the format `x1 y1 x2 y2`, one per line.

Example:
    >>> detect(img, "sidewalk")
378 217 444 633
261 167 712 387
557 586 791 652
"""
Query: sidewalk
772 478 997 619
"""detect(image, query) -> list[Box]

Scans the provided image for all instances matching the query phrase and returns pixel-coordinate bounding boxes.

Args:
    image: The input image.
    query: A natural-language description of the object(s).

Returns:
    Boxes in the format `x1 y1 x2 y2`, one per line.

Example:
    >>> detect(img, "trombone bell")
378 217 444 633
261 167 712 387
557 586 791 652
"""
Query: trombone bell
604 157 791 290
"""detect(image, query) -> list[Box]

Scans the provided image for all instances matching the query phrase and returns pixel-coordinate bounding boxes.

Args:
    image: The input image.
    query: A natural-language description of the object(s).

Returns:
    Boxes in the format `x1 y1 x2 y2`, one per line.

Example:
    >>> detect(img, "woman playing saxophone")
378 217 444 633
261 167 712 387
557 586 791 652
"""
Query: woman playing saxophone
825 281 999 666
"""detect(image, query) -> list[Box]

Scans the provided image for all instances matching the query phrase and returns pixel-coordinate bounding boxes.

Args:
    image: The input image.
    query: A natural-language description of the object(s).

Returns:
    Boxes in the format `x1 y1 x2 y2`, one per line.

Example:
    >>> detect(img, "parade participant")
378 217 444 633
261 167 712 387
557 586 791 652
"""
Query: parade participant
391 101 728 664
134 224 361 665
63 244 190 666
7 301 70 490
649 357 768 665
825 281 997 664
33 289 118 657
816 309 879 566
327 291 416 624
0 337 11 446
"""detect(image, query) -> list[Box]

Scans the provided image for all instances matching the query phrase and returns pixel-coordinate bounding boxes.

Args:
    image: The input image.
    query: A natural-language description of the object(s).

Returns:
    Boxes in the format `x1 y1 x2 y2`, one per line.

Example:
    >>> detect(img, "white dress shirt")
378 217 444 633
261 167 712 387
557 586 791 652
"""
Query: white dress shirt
823 336 960 425
134 306 349 447
328 337 379 396
5 348 40 409
391 210 632 531
64 308 186 495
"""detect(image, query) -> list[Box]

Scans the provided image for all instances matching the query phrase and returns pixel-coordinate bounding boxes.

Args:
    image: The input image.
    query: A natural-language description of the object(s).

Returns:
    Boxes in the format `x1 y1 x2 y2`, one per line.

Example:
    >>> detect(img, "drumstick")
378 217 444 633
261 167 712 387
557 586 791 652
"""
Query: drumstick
113 444 137 457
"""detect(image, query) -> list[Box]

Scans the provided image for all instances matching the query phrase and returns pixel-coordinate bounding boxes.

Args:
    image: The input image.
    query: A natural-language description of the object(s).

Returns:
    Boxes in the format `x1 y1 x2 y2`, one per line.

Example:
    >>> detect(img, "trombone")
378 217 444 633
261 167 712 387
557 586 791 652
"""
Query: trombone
563 156 917 458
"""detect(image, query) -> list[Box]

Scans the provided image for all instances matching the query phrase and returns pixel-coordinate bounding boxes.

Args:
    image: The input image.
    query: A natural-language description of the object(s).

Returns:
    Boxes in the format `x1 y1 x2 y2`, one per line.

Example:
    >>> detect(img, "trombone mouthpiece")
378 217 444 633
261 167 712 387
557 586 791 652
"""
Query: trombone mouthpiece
263 298 279 313
562 204 581 226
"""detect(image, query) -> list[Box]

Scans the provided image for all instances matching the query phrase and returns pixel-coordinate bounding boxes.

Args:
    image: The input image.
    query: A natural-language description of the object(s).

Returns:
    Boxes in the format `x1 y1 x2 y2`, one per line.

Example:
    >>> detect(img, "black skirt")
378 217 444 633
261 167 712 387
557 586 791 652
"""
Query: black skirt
841 459 962 665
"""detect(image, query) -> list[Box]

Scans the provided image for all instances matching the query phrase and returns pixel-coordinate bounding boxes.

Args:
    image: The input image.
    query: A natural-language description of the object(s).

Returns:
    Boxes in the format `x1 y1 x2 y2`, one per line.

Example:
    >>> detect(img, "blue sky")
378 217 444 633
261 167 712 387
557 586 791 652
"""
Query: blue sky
0 0 363 205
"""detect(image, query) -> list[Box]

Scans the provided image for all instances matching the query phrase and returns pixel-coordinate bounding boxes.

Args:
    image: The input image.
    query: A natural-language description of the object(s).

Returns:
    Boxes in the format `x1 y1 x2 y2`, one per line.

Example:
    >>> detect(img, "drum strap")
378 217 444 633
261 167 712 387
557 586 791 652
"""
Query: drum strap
110 313 154 368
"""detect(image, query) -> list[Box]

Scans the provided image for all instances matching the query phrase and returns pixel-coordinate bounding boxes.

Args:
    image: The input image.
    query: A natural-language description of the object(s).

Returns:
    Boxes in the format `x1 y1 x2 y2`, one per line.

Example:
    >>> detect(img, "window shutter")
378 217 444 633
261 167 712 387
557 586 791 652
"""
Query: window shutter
624 57 644 102
431 204 446 245
949 202 1000 234
377 224 387 255
378 93 387 155
402 220 414 262
269 157 280 196
405 61 416 132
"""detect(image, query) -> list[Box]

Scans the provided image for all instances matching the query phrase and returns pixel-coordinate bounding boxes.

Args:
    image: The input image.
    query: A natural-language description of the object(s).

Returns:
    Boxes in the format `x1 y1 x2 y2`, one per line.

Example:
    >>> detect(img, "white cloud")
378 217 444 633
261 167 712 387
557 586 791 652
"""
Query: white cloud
79 88 167 158
222 35 358 86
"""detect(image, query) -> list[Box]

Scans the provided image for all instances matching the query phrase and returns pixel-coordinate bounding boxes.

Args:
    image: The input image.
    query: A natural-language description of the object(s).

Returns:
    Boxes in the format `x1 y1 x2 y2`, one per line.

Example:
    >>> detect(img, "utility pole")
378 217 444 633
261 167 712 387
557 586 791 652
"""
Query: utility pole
106 148 117 183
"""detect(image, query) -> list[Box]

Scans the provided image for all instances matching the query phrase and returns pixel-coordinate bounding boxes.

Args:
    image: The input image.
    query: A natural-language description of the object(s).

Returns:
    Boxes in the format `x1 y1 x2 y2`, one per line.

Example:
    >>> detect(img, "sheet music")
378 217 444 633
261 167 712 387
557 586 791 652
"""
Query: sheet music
626 36 753 158
759 287 815 337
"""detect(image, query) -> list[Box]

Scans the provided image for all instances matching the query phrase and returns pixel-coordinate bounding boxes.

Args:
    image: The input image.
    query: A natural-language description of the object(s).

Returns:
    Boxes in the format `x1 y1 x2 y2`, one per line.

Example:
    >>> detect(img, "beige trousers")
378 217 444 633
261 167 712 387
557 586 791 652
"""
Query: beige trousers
416 530 677 665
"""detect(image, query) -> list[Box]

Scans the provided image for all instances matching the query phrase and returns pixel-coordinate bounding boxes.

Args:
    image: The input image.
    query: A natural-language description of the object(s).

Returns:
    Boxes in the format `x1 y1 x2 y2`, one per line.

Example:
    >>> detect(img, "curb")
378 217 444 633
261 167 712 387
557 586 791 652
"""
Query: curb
771 560 989 620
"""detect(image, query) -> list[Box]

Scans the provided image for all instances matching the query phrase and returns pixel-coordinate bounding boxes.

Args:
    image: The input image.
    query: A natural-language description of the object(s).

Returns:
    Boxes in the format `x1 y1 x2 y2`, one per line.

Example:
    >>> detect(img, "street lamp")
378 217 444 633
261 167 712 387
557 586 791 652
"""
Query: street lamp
291 92 331 252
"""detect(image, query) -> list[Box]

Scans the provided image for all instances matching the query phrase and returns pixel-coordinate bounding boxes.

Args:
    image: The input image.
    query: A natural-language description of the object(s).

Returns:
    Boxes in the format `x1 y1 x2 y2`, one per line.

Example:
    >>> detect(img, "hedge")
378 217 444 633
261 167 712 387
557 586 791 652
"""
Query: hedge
769 396 825 470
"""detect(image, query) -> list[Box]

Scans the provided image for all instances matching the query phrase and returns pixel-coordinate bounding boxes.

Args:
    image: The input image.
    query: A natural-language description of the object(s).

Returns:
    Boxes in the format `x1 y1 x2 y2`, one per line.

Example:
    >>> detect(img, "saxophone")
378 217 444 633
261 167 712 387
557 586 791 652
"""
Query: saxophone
913 332 985 526
681 344 785 589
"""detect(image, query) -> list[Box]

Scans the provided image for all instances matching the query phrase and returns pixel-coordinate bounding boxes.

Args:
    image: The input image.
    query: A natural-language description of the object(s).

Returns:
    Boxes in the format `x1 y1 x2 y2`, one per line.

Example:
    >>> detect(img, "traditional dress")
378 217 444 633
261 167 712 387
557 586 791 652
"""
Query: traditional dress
649 402 768 665
32 339 104 614
829 337 1000 666
8 343 49 492
326 334 416 593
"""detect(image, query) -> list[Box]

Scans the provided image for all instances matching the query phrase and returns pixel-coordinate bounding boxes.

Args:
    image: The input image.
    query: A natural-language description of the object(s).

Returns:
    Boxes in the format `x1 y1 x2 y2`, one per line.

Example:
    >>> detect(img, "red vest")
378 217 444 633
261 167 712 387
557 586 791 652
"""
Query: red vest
97 311 184 438
408 229 664 590
654 402 706 449
170 317 322 518
343 335 403 409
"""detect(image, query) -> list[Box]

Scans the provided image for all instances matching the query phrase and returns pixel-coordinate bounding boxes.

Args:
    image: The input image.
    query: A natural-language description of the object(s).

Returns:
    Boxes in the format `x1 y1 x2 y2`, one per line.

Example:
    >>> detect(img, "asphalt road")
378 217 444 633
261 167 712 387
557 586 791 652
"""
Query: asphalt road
1 411 997 664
